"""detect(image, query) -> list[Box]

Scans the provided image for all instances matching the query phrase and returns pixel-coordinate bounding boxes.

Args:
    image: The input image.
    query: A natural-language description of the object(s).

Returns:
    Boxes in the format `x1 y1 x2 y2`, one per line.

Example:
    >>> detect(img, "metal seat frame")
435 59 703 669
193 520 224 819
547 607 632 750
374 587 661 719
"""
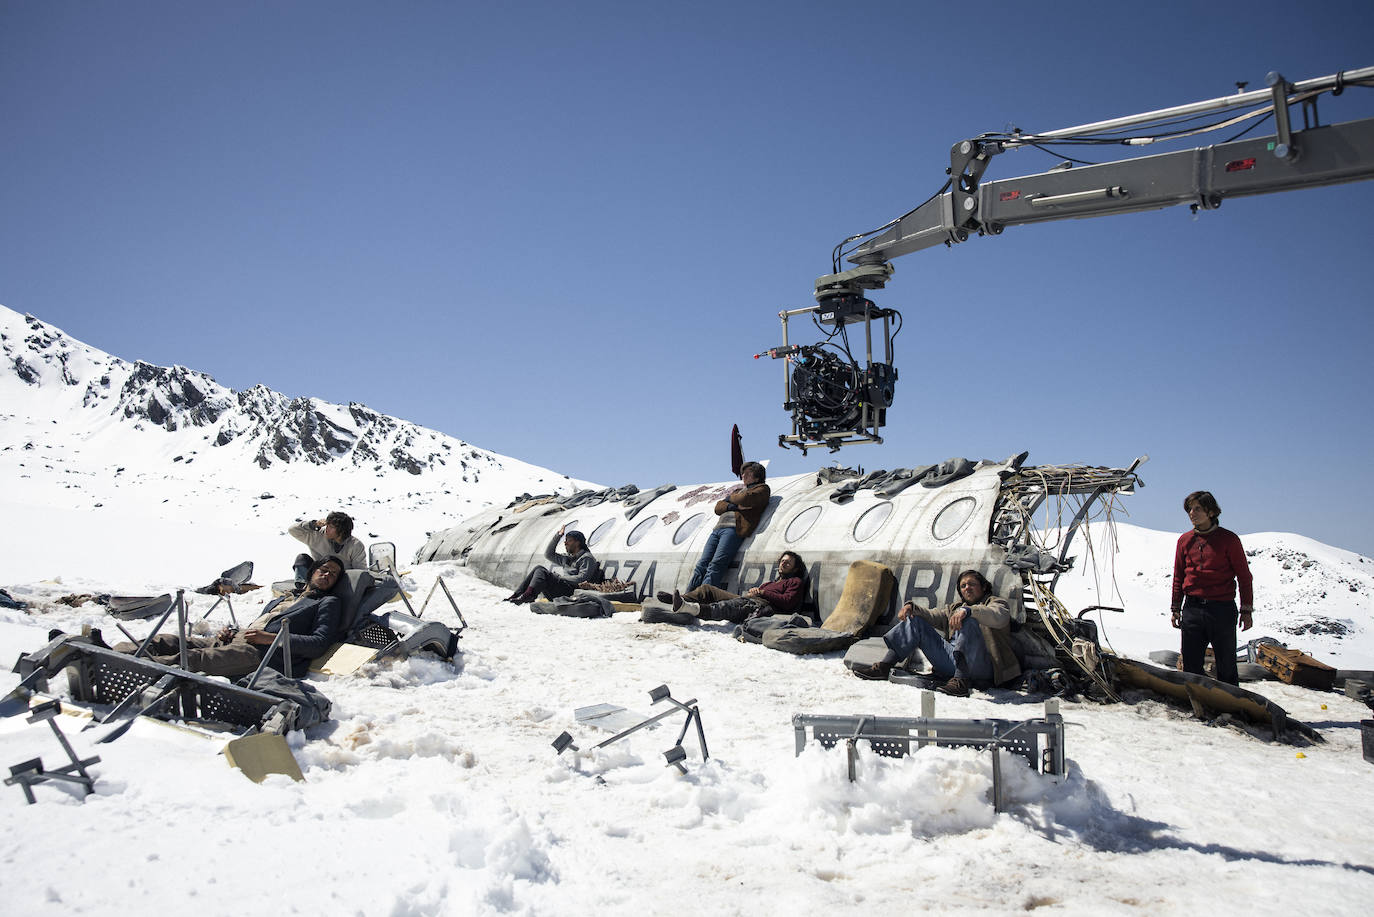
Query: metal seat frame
793 696 1066 812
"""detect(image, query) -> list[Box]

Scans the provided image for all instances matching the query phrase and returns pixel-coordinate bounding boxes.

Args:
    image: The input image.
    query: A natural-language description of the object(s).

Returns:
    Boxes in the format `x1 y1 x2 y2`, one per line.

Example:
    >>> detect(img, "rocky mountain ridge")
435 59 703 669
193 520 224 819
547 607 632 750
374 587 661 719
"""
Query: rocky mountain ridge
2 306 502 479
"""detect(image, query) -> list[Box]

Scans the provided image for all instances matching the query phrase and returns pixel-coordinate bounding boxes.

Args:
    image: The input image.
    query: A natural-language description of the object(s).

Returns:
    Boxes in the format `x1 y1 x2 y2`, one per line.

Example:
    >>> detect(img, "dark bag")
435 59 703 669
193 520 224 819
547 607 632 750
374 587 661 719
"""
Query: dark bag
242 672 333 729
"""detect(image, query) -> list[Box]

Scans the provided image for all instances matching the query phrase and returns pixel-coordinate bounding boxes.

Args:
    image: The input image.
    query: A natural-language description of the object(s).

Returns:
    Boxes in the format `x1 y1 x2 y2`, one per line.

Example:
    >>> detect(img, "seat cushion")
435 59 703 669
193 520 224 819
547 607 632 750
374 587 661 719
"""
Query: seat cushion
819 560 895 636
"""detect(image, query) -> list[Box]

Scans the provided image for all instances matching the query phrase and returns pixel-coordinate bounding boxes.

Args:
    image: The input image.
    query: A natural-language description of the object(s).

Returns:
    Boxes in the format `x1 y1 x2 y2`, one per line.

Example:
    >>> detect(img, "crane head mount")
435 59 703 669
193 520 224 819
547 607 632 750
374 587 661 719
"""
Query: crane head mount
769 263 900 455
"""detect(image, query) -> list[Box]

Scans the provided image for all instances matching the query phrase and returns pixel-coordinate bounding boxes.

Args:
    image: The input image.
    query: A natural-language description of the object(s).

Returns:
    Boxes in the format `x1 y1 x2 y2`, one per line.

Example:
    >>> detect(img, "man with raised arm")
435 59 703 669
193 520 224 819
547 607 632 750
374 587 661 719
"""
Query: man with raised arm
289 511 366 585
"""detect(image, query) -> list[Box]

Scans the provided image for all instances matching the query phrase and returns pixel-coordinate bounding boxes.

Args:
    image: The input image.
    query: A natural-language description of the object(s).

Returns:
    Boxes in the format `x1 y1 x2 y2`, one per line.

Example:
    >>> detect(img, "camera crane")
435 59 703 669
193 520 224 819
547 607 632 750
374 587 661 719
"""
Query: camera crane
770 66 1374 454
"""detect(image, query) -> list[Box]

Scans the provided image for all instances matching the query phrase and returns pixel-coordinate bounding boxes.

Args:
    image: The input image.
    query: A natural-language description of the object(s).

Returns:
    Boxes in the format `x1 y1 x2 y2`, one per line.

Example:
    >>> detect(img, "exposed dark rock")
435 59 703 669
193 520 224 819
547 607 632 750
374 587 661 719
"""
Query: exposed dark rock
12 356 39 384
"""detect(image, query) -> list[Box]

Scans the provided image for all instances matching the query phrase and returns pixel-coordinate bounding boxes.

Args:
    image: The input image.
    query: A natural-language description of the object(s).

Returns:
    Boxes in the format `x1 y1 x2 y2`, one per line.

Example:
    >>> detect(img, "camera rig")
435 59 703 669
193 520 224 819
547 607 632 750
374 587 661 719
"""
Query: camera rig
766 263 900 454
765 66 1374 454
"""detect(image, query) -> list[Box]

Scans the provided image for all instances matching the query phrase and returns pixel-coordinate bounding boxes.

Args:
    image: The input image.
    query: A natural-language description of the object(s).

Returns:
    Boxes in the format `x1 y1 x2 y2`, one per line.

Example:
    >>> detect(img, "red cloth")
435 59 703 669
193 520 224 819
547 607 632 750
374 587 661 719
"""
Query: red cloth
757 575 804 613
1171 526 1254 612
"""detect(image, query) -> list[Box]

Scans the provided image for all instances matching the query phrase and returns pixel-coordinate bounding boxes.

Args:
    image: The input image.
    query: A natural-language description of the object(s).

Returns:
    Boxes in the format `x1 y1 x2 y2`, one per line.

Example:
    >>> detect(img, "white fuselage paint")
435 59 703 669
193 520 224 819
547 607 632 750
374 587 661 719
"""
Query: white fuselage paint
416 462 1026 623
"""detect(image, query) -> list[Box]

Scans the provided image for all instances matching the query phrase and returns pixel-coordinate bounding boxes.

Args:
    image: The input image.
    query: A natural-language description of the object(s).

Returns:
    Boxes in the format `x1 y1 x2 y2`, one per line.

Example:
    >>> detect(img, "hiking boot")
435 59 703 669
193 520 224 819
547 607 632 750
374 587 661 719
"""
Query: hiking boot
511 588 538 606
850 660 894 681
938 676 971 697
640 605 698 626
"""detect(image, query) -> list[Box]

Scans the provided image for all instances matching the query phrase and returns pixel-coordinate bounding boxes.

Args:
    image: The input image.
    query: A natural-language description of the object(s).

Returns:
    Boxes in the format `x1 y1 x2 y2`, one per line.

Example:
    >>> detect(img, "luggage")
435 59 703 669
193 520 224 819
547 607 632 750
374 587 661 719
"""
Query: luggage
1255 643 1337 691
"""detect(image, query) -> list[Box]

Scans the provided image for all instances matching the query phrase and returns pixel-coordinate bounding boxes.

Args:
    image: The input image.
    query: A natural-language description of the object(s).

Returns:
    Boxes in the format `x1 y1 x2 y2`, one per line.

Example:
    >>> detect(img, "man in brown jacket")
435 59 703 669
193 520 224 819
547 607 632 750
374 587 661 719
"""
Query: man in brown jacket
850 569 1021 696
685 461 771 591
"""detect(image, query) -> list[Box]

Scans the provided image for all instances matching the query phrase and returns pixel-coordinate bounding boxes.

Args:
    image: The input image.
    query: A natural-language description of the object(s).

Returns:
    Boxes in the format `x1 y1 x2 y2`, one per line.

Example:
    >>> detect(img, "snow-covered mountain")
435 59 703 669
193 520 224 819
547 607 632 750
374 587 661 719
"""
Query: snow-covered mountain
0 304 587 586
3 305 538 475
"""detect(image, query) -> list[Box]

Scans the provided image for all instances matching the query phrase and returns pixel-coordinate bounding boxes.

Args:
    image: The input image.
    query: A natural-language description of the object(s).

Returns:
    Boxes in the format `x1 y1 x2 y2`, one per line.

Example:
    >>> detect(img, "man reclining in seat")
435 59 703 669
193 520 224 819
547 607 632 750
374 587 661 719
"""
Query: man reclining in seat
645 551 807 625
107 556 345 678
849 569 1021 696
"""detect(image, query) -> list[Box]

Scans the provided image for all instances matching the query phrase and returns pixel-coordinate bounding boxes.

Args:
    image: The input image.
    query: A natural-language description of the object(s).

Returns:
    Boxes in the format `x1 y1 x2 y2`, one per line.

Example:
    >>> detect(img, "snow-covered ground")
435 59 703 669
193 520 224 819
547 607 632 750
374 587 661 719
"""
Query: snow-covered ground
3 303 1373 914
3 559 1373 916
1052 522 1374 670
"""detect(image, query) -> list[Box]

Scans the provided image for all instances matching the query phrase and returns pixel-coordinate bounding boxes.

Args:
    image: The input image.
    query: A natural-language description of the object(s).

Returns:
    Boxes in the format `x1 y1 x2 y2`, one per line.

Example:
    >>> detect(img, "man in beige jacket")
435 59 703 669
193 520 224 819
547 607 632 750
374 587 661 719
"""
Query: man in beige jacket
850 569 1021 696
289 511 366 585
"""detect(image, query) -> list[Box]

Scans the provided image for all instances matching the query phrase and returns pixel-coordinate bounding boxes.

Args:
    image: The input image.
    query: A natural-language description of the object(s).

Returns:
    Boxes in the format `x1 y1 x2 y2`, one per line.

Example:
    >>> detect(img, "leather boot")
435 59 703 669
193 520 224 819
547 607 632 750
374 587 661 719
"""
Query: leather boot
850 660 894 681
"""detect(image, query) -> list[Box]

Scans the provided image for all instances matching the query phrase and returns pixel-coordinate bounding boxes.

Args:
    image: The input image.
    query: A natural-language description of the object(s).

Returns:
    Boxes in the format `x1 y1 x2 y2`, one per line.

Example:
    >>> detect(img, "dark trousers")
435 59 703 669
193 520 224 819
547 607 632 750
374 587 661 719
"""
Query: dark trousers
515 566 575 600
683 584 767 623
1180 596 1239 685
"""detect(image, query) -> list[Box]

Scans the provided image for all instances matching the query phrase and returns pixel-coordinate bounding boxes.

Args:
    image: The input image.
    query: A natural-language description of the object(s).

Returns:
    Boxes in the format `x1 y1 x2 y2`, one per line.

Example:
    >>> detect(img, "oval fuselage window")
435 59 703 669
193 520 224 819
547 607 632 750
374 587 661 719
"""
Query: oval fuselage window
785 506 822 543
931 497 976 541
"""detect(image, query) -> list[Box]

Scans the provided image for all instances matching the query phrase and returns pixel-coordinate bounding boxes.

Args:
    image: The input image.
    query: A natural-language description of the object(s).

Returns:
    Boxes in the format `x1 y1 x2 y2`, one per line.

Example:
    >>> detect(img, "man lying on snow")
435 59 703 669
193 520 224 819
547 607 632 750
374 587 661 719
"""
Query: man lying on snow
849 569 1021 697
104 556 345 678
289 511 366 586
643 551 807 625
503 526 602 605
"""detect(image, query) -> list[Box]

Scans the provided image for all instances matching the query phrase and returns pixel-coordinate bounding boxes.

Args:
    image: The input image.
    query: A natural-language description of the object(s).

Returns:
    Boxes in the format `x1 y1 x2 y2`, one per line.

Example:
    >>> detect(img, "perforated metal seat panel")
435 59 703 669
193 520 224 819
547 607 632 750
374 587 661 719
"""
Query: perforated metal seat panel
353 621 398 649
794 712 1064 776
29 641 294 733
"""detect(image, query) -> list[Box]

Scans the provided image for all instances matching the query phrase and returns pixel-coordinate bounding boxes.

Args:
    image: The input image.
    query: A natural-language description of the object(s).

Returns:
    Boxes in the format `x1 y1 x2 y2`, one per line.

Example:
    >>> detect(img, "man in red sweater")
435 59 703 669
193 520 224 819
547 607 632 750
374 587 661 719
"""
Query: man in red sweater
1171 490 1254 685
646 552 807 625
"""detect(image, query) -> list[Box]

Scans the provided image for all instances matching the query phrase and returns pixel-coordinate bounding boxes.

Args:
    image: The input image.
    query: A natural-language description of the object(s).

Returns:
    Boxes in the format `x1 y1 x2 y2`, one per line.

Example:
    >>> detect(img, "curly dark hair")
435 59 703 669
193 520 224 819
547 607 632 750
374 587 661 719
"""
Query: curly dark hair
325 511 354 539
779 551 807 581
1183 491 1221 521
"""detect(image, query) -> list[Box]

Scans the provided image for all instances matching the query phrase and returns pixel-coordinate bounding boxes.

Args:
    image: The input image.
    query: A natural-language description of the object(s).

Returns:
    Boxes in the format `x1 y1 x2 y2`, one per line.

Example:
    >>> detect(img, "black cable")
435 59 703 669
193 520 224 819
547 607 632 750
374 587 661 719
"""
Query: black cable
832 179 951 272
1023 141 1101 166
1220 110 1273 143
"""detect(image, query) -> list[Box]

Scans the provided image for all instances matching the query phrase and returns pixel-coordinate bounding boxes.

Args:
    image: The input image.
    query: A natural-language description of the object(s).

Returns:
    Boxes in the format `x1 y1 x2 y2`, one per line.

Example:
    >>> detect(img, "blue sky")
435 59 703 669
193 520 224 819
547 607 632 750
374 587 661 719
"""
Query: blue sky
3 1 1373 554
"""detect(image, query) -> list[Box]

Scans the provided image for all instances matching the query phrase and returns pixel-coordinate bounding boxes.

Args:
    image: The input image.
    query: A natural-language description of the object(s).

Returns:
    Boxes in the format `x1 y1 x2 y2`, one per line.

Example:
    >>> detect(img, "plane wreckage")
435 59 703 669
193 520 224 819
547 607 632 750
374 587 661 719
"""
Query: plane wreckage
420 66 1374 740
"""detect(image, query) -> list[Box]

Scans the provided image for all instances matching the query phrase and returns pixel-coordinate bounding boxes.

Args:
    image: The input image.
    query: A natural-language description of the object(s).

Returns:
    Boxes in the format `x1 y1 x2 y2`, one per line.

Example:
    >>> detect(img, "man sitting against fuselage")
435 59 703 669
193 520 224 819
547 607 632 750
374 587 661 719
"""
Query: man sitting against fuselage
849 569 1021 696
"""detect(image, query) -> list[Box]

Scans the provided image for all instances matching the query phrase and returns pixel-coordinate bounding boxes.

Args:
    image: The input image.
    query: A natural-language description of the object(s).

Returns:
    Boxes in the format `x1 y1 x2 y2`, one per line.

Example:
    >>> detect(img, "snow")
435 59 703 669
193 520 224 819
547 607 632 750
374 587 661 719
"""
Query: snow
3 563 1374 915
3 303 1374 914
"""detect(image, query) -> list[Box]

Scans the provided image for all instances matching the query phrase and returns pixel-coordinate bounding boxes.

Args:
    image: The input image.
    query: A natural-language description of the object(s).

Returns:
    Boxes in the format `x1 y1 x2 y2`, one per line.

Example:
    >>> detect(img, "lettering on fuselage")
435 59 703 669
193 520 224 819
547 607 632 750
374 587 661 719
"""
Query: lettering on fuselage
600 559 656 597
575 554 1017 620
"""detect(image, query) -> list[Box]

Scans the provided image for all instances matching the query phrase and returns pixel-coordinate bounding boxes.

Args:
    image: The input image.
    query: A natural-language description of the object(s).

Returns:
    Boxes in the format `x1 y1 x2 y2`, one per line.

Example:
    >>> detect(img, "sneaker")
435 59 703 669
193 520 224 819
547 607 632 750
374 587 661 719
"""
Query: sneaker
850 660 894 681
938 676 971 697
640 605 698 626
